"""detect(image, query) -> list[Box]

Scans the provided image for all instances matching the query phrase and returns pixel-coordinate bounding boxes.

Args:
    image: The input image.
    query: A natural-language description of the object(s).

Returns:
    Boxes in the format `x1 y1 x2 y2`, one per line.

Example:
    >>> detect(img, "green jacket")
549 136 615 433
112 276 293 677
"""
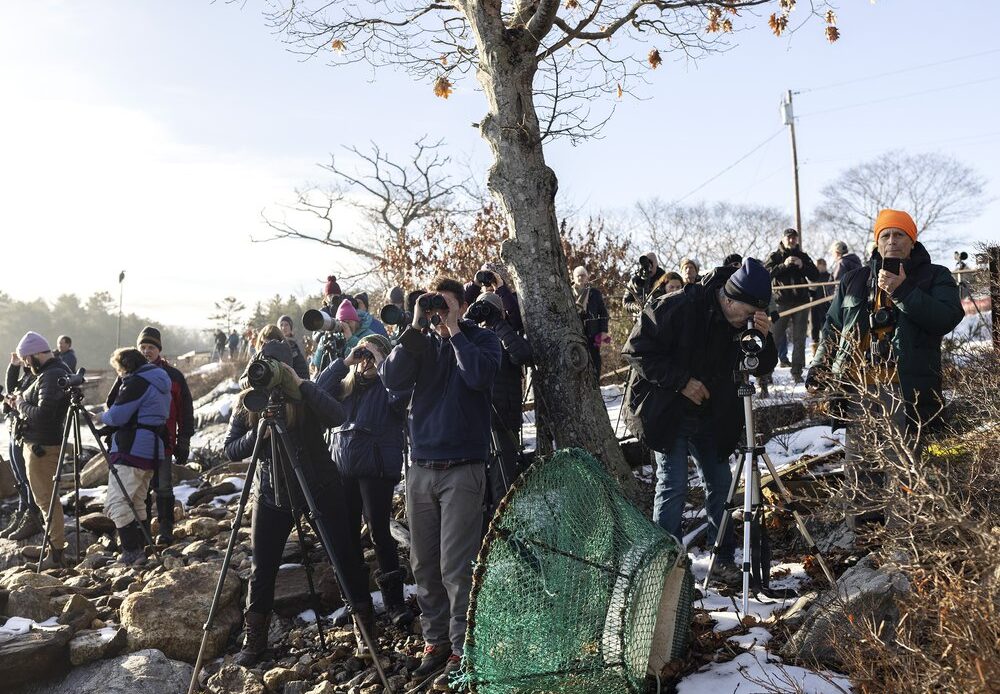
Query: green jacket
812 242 963 424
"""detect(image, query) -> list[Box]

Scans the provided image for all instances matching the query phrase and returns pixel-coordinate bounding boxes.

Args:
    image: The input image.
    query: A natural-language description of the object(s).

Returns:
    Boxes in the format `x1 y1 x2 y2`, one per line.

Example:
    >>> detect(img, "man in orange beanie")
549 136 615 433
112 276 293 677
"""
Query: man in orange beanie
808 208 962 529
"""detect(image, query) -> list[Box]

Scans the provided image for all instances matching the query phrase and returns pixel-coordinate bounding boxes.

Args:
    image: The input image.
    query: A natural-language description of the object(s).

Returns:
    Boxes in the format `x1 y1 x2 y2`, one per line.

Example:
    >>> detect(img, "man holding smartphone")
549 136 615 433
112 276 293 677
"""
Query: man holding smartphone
807 209 963 527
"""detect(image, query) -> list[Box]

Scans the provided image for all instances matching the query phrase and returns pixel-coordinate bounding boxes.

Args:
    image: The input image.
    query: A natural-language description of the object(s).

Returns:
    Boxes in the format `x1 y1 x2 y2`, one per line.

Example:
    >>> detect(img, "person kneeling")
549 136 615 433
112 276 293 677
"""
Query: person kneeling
97 348 171 565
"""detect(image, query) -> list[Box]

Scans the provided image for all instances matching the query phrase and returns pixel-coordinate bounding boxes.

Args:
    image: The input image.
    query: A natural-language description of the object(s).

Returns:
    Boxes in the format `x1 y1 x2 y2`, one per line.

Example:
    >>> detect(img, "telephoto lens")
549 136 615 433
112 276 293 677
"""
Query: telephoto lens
245 357 283 390
56 369 87 390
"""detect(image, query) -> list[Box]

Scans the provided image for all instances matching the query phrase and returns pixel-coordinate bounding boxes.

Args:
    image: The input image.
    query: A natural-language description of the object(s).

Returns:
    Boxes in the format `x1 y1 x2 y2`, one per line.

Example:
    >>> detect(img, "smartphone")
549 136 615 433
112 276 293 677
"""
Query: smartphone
882 258 901 274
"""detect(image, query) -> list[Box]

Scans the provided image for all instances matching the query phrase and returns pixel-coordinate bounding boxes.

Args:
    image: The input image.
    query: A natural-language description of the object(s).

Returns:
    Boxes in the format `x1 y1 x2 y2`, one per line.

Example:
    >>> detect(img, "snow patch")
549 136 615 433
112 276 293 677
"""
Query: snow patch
677 651 851 694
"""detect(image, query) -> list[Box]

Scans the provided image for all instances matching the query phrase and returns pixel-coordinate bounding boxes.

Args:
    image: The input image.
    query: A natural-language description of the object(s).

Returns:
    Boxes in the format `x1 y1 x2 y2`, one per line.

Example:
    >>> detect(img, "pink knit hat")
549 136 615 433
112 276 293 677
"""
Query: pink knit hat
336 299 359 323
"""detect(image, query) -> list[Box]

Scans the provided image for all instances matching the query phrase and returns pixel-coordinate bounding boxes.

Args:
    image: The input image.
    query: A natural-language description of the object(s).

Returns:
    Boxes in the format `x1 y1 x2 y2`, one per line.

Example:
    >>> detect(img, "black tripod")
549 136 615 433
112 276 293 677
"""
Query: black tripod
37 376 155 571
187 402 391 694
702 336 837 614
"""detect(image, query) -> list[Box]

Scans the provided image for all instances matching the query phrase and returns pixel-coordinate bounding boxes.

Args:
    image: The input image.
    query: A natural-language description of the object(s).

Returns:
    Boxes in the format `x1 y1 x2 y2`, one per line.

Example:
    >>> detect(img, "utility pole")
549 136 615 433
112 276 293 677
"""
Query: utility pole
781 90 803 244
116 270 126 348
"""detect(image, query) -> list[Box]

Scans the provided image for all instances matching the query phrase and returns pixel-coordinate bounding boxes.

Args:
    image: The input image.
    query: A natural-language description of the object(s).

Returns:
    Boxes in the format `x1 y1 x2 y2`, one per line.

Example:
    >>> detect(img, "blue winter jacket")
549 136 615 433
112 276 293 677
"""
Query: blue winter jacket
317 359 409 481
101 363 172 465
380 321 501 461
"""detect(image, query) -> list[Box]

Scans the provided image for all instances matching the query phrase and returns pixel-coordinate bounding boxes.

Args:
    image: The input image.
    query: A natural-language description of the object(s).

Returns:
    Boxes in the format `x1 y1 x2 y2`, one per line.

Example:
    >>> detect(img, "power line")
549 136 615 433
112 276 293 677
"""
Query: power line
797 47 1000 94
676 129 784 202
798 74 1000 118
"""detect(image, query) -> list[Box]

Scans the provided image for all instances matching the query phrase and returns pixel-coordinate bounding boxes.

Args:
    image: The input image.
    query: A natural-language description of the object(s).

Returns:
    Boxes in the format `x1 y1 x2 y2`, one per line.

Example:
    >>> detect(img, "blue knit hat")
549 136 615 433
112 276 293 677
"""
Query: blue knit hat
723 258 771 310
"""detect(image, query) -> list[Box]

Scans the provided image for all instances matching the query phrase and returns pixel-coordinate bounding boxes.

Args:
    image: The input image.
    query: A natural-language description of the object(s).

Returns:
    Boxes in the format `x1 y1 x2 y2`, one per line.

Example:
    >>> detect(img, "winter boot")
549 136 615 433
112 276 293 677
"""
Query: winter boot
234 611 271 667
375 569 414 627
411 642 451 681
0 510 25 539
155 494 176 546
29 542 65 571
352 602 378 659
117 521 146 565
8 509 43 541
433 654 465 692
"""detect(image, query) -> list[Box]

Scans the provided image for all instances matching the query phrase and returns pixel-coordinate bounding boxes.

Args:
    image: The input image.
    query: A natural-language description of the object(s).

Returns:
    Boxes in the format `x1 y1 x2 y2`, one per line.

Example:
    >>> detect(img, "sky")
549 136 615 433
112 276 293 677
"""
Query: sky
2 1 997 329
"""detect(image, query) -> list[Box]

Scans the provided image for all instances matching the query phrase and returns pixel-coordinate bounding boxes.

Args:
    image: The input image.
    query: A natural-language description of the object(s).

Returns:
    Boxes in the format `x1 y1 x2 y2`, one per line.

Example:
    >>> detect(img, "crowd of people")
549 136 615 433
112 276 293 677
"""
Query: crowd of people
0 207 964 692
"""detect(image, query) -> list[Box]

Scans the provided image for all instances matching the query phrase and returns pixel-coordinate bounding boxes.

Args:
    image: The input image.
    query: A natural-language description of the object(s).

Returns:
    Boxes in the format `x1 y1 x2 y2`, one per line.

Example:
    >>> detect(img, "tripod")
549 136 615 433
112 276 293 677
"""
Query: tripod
37 381 155 571
702 357 837 615
187 403 391 694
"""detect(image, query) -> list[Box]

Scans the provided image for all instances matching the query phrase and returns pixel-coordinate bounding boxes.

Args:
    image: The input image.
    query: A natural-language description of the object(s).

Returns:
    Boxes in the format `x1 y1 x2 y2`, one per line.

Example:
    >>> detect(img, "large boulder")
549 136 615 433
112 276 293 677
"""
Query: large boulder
68 626 127 666
18 647 193 694
6 586 59 622
272 564 342 617
120 561 242 663
781 554 910 667
57 593 98 632
206 664 265 694
0 622 72 690
79 454 108 488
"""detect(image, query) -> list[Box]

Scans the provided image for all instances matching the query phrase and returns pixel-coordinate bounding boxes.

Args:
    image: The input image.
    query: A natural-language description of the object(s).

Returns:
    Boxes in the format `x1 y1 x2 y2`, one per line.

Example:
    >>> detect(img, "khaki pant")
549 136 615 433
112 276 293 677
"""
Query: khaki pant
24 443 65 551
104 465 153 528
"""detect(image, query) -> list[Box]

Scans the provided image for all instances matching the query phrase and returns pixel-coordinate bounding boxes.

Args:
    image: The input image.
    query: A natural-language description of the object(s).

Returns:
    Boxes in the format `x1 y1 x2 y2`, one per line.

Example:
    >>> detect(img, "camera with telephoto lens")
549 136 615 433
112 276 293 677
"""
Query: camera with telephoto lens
475 270 497 287
379 304 412 329
57 368 87 391
302 308 342 333
240 356 285 412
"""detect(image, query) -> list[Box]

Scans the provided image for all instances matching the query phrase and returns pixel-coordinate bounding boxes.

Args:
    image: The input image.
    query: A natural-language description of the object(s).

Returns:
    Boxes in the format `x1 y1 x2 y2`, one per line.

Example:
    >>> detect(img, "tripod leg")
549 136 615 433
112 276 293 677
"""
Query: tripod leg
37 410 74 572
760 453 837 587
187 426 264 694
741 450 754 616
701 454 744 592
73 412 83 562
292 514 327 651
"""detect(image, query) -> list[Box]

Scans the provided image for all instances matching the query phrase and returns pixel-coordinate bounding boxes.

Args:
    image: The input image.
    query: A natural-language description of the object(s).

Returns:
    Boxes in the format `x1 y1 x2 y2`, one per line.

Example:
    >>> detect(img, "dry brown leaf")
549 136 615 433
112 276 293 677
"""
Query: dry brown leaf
441 54 448 65
826 25 840 42
825 9 837 24
768 13 788 37
722 18 733 32
647 48 662 69
330 39 346 52
564 0 579 8
616 82 623 99
779 0 795 10
433 75 453 99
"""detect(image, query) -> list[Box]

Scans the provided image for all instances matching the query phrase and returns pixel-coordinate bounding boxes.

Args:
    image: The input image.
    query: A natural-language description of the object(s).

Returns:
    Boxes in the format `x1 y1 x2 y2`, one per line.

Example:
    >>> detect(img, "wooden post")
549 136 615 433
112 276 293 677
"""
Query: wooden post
989 246 1000 353
785 90 803 244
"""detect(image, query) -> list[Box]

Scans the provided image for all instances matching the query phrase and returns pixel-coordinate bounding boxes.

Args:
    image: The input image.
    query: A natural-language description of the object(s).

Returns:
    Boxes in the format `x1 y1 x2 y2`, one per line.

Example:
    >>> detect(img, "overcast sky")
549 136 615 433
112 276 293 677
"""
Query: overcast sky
2 1 997 329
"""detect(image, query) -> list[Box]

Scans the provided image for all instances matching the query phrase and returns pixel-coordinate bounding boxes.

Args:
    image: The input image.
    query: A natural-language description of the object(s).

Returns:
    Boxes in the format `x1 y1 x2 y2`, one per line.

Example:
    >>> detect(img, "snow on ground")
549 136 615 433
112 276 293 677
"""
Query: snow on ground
676 651 851 694
765 426 844 470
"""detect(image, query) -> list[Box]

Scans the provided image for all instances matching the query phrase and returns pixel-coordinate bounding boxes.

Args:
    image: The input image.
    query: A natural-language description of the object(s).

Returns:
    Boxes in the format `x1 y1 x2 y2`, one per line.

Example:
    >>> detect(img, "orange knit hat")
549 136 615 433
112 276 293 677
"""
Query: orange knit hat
874 209 917 243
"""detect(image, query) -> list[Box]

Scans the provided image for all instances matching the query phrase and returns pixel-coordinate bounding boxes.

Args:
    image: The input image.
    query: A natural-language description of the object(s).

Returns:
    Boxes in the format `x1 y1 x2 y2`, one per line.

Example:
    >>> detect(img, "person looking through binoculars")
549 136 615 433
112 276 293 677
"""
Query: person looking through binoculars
807 209 963 528
623 252 668 316
224 337 374 666
316 334 414 628
623 258 777 586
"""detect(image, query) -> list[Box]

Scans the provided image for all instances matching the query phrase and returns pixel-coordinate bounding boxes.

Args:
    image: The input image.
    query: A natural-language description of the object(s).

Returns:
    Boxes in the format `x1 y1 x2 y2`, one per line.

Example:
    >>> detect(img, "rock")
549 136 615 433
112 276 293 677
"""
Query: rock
171 463 202 483
68 626 127 666
79 454 108 488
208 461 250 478
19 647 193 693
175 517 223 540
781 554 910 667
6 586 58 621
79 513 117 536
207 664 265 694
57 593 98 632
0 623 72 689
187 482 237 508
0 538 31 571
283 682 310 694
816 522 857 554
0 459 16 498
305 682 338 694
180 540 217 560
120 561 242 663
272 564 342 617
264 666 299 691
1 571 68 596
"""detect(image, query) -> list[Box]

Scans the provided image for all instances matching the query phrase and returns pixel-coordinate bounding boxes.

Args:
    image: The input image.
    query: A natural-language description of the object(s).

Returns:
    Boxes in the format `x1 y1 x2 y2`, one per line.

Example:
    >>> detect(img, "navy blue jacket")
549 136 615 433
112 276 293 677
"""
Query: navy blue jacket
317 359 409 481
101 363 172 464
380 321 501 461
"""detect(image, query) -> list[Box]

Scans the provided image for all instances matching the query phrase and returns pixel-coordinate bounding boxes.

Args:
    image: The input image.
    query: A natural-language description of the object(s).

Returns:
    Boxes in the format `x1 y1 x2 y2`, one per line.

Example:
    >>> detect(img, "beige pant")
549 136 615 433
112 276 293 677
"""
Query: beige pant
24 443 65 551
104 465 154 528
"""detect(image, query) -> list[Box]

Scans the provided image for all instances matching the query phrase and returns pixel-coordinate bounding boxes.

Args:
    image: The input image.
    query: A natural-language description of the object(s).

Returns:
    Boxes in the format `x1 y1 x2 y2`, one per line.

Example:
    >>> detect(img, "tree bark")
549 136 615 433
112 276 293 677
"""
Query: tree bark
472 25 635 492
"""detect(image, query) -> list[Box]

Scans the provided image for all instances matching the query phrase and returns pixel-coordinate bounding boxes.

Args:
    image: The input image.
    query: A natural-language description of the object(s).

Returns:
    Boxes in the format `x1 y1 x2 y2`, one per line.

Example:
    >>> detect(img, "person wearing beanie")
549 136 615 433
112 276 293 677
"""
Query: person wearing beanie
323 275 343 303
310 299 377 373
316 332 414 632
389 286 405 307
828 240 862 282
679 257 701 285
350 290 388 338
765 227 820 382
225 338 375 665
808 209 962 529
623 258 777 587
7 331 71 568
476 261 524 332
104 325 195 546
1 352 43 542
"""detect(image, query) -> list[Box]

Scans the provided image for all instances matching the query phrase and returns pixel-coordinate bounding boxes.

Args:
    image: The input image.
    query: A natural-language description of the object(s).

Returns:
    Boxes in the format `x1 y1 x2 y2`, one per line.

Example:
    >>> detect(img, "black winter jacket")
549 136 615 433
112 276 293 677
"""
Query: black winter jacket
17 357 71 446
223 381 346 511
491 319 532 434
766 242 819 308
574 286 609 338
622 267 777 456
623 267 668 315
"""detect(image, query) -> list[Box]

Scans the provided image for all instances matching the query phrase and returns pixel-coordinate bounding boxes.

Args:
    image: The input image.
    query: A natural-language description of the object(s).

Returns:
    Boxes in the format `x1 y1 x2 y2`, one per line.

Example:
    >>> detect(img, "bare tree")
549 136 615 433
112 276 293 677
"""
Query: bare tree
209 296 247 333
814 150 988 255
247 0 836 481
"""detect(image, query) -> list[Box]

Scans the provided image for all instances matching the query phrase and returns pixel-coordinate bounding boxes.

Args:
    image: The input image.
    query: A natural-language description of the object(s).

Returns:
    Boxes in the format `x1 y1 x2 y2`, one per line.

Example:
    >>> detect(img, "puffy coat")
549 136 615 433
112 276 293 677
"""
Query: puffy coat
811 243 963 426
17 357 71 446
622 266 777 456
831 252 863 282
101 363 172 464
317 359 408 481
224 381 346 511
765 242 819 308
106 357 194 456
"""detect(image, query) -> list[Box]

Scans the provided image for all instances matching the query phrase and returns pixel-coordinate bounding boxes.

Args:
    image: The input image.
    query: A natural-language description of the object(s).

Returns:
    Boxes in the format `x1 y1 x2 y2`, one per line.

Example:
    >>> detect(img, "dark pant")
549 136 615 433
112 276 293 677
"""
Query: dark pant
485 419 520 519
145 455 174 521
247 495 371 615
773 308 809 377
342 476 400 575
587 344 602 382
8 435 36 512
810 302 828 342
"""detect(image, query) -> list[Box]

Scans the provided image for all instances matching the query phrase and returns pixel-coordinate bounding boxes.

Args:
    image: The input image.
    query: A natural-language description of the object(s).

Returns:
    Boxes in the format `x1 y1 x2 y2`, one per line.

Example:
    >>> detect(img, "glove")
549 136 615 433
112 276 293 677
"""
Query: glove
174 440 190 465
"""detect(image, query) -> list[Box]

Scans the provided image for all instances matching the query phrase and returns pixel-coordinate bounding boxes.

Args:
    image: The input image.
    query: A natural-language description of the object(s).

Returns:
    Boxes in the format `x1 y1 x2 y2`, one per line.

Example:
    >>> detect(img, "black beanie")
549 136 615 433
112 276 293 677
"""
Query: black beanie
137 326 162 350
723 258 772 310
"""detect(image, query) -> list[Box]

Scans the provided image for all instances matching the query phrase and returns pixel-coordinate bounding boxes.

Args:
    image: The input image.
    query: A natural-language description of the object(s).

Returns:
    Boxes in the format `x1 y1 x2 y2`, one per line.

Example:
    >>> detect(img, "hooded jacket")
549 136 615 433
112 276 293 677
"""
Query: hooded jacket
106 356 194 456
623 266 668 315
766 242 819 308
17 356 71 446
101 363 172 466
831 252 863 282
812 242 963 426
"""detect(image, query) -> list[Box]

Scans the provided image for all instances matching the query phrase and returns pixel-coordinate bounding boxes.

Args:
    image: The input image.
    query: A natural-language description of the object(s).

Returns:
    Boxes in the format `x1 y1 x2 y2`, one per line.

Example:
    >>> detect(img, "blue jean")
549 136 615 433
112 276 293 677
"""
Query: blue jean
653 421 735 563
8 435 36 512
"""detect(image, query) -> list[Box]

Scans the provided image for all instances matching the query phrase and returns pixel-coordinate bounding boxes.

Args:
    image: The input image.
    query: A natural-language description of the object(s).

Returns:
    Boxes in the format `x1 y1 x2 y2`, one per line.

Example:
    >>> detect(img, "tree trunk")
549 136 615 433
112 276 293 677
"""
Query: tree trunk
474 28 635 492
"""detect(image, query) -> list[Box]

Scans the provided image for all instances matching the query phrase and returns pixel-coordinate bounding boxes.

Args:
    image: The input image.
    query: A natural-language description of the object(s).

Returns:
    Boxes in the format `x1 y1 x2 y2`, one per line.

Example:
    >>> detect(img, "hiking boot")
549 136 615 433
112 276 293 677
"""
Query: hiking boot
710 562 743 589
117 521 147 565
779 360 791 369
432 654 464 692
352 602 378 659
8 510 43 541
0 511 25 539
28 546 65 571
234 611 271 667
412 642 451 681
376 569 414 627
155 495 175 546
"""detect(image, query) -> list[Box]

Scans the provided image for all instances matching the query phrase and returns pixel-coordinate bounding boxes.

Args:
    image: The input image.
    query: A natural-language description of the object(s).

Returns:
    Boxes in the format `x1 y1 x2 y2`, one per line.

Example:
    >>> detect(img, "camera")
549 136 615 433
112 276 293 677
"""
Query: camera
379 303 412 328
355 347 373 361
302 308 341 333
417 293 449 312
475 270 497 287
465 300 500 325
240 356 285 413
632 255 654 282
57 369 86 390
736 321 765 372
